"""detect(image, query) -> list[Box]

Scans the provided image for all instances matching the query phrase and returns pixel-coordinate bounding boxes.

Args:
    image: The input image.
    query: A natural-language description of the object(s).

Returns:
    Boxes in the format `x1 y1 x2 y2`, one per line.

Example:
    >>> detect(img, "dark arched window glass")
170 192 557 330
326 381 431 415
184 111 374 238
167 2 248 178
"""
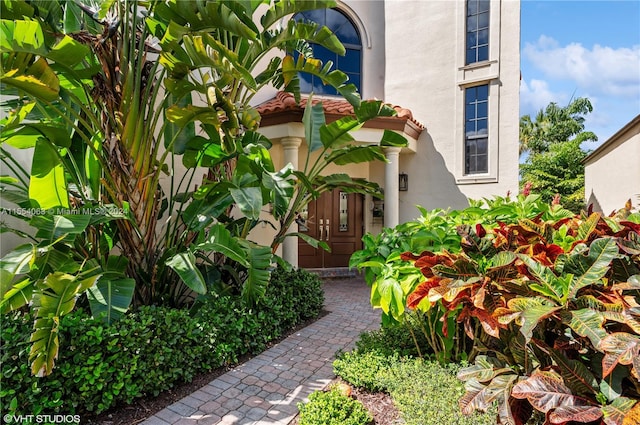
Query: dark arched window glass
293 9 362 95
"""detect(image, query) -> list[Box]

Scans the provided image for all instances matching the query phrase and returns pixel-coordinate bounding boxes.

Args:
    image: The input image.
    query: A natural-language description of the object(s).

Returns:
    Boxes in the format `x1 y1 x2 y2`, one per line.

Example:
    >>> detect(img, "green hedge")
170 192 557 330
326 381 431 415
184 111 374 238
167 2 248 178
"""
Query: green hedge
297 387 372 425
1 267 324 415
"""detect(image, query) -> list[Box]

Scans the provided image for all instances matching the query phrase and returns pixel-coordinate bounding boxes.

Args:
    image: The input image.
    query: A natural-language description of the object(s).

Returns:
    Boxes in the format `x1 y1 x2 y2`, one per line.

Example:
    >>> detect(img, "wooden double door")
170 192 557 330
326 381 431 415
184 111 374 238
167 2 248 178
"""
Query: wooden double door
298 190 364 268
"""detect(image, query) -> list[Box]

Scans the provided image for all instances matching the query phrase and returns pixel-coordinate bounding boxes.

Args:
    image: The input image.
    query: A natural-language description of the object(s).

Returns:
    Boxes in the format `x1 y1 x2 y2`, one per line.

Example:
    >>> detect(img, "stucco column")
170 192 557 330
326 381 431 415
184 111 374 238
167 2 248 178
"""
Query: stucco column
281 137 303 267
384 147 401 228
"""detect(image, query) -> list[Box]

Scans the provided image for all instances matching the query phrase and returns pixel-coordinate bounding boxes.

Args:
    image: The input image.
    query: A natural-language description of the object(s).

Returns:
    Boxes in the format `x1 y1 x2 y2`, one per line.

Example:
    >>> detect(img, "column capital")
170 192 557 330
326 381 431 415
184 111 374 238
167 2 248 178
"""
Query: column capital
383 146 402 155
281 137 303 149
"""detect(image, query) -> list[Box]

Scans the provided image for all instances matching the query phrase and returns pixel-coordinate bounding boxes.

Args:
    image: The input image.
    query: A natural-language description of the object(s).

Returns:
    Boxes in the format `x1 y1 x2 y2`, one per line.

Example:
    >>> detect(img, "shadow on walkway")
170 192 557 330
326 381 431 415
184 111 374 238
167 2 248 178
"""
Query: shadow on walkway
141 277 380 425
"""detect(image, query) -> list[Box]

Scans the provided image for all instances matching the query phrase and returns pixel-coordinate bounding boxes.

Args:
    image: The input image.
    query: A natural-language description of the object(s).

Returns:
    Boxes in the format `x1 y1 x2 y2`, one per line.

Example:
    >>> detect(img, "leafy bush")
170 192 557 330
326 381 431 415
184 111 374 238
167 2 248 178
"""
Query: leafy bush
297 387 372 425
351 195 574 362
381 359 497 425
333 350 399 392
354 318 426 358
0 267 324 415
403 207 640 424
333 347 496 425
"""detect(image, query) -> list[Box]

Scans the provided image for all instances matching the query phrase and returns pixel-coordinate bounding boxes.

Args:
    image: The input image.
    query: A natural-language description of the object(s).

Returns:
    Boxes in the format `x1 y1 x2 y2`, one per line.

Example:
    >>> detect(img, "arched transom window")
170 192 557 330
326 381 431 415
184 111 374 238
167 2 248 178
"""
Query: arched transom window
293 8 362 95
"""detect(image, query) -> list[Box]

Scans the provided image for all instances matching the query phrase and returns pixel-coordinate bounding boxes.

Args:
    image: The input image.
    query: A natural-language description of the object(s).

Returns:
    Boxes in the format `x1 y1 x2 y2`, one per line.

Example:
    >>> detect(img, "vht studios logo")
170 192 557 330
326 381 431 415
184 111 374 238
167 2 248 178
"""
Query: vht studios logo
3 414 80 424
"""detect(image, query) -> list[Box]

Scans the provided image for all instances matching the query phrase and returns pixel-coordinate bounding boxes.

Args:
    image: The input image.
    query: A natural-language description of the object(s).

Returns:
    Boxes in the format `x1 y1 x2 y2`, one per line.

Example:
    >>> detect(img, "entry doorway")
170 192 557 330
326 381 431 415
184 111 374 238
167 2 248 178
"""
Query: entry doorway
298 190 364 268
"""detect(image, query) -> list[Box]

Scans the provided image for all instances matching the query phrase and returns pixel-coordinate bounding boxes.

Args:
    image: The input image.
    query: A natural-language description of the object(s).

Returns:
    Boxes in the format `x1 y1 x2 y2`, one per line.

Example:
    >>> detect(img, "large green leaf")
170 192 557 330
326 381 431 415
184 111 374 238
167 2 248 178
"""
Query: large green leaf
518 255 565 303
87 277 135 324
569 308 607 348
0 244 34 285
2 56 60 101
166 252 207 295
507 297 560 342
30 272 99 376
30 214 91 242
380 129 408 147
0 19 46 55
354 100 396 122
535 341 598 396
230 186 262 220
239 241 272 305
457 355 512 383
563 238 619 299
326 145 387 166
157 0 258 40
0 277 34 313
29 139 69 209
47 35 90 68
164 92 195 154
600 364 628 402
319 116 359 149
290 232 330 252
260 0 337 30
303 97 325 153
196 224 249 267
576 212 601 242
602 397 637 425
371 277 405 321
459 374 518 416
262 168 294 219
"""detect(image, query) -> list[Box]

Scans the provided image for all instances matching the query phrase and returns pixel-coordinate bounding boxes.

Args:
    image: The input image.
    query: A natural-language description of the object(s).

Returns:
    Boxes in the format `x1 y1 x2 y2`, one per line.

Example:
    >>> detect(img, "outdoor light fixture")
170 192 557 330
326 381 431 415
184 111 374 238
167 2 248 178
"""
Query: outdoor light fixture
399 172 408 191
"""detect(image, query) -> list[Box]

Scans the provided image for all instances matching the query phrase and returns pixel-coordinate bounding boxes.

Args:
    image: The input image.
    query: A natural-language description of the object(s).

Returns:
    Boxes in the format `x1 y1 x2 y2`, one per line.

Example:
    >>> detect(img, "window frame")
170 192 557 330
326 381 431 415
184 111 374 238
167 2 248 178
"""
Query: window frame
464 85 489 175
292 8 363 96
465 0 490 65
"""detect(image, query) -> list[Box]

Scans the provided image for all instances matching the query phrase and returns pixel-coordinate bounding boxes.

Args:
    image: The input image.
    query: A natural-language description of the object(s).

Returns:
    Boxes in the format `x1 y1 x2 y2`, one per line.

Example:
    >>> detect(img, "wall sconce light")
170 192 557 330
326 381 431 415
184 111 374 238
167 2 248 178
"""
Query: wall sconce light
399 172 408 191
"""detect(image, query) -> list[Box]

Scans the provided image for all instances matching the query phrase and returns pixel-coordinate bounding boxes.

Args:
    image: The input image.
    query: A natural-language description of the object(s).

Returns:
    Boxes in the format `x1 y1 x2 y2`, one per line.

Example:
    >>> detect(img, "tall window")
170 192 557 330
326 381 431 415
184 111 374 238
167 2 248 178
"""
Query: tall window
466 0 490 64
293 9 362 95
465 85 489 174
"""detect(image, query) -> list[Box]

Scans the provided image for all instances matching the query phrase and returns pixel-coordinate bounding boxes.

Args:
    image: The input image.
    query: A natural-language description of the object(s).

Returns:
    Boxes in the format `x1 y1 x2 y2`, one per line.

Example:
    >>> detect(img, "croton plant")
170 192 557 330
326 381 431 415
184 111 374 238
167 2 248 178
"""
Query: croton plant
402 204 640 425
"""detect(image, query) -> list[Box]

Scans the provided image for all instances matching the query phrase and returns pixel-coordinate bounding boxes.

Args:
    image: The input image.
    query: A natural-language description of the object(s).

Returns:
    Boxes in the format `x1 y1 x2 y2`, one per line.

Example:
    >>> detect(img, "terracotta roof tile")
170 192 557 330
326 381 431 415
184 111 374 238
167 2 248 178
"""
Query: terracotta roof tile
256 92 425 132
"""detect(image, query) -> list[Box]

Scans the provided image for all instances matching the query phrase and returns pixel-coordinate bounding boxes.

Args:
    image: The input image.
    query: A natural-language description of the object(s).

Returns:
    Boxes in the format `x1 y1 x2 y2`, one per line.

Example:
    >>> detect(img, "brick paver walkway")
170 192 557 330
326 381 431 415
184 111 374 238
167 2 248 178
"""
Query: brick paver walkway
141 276 380 425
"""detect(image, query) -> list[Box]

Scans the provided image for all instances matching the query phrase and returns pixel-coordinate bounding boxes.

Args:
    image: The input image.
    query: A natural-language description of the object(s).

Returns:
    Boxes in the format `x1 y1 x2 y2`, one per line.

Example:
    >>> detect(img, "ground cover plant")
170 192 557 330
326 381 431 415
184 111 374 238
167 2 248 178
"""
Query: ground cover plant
353 196 640 424
0 267 323 416
297 384 373 425
331 329 497 425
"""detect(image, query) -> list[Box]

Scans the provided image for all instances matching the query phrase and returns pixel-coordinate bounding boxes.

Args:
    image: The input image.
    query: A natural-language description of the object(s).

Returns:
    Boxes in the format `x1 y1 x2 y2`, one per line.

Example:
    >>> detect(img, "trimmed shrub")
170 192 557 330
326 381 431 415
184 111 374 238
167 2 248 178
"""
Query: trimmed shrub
297 387 372 425
381 359 497 425
333 350 398 392
0 267 324 415
333 348 496 425
354 313 427 358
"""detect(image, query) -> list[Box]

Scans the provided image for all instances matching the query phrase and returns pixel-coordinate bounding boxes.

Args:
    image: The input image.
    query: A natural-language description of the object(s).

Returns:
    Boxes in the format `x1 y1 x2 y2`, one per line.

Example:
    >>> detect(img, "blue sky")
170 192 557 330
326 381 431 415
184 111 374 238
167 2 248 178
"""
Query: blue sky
520 0 640 148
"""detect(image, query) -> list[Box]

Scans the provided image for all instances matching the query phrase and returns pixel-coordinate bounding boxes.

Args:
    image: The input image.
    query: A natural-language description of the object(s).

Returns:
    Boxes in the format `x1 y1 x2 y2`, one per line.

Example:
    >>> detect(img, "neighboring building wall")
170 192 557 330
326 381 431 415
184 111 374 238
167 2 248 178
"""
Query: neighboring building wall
584 115 640 214
383 0 520 222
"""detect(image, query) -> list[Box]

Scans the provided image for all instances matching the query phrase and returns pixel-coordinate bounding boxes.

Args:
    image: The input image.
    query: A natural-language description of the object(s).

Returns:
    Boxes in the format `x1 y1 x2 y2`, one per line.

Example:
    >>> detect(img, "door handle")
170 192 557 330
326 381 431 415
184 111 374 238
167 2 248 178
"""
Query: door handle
319 219 323 241
325 220 330 241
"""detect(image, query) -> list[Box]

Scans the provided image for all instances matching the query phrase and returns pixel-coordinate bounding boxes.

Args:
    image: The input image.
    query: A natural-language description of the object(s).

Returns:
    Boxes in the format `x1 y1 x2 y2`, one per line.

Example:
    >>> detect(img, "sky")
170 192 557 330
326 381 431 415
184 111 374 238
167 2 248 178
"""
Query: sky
520 0 640 148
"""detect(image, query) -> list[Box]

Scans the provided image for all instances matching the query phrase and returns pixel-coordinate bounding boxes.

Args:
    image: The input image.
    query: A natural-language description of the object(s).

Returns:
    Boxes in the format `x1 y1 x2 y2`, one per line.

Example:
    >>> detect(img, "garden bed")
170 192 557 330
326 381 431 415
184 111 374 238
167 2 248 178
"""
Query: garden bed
1 268 325 421
88 310 329 424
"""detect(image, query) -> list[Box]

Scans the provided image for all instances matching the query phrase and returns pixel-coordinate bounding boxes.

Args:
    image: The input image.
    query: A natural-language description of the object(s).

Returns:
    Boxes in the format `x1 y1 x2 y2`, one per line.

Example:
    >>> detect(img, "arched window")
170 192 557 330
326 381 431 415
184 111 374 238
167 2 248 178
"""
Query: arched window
293 9 362 95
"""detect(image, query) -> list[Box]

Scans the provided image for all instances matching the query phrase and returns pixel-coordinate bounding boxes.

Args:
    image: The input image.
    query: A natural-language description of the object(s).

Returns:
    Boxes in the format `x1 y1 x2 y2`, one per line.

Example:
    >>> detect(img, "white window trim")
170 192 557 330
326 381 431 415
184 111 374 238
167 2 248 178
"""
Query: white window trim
454 0 503 184
455 80 500 184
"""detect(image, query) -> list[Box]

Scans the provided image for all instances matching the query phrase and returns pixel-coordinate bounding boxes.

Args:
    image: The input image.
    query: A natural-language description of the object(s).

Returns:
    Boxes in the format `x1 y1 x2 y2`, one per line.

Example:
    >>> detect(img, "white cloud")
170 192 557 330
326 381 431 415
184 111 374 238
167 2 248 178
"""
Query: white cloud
519 78 567 117
523 36 640 98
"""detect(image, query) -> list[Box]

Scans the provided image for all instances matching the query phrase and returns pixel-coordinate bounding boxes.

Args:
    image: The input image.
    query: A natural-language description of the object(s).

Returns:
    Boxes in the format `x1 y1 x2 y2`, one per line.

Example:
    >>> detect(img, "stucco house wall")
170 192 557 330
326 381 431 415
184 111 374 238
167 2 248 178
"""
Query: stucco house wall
382 0 521 221
584 115 640 214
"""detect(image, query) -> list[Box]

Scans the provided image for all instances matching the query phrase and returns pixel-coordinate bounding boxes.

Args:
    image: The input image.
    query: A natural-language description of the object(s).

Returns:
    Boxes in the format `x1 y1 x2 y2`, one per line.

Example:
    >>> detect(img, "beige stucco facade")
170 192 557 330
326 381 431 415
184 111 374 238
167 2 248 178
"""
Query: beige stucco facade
256 0 521 251
584 115 640 214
